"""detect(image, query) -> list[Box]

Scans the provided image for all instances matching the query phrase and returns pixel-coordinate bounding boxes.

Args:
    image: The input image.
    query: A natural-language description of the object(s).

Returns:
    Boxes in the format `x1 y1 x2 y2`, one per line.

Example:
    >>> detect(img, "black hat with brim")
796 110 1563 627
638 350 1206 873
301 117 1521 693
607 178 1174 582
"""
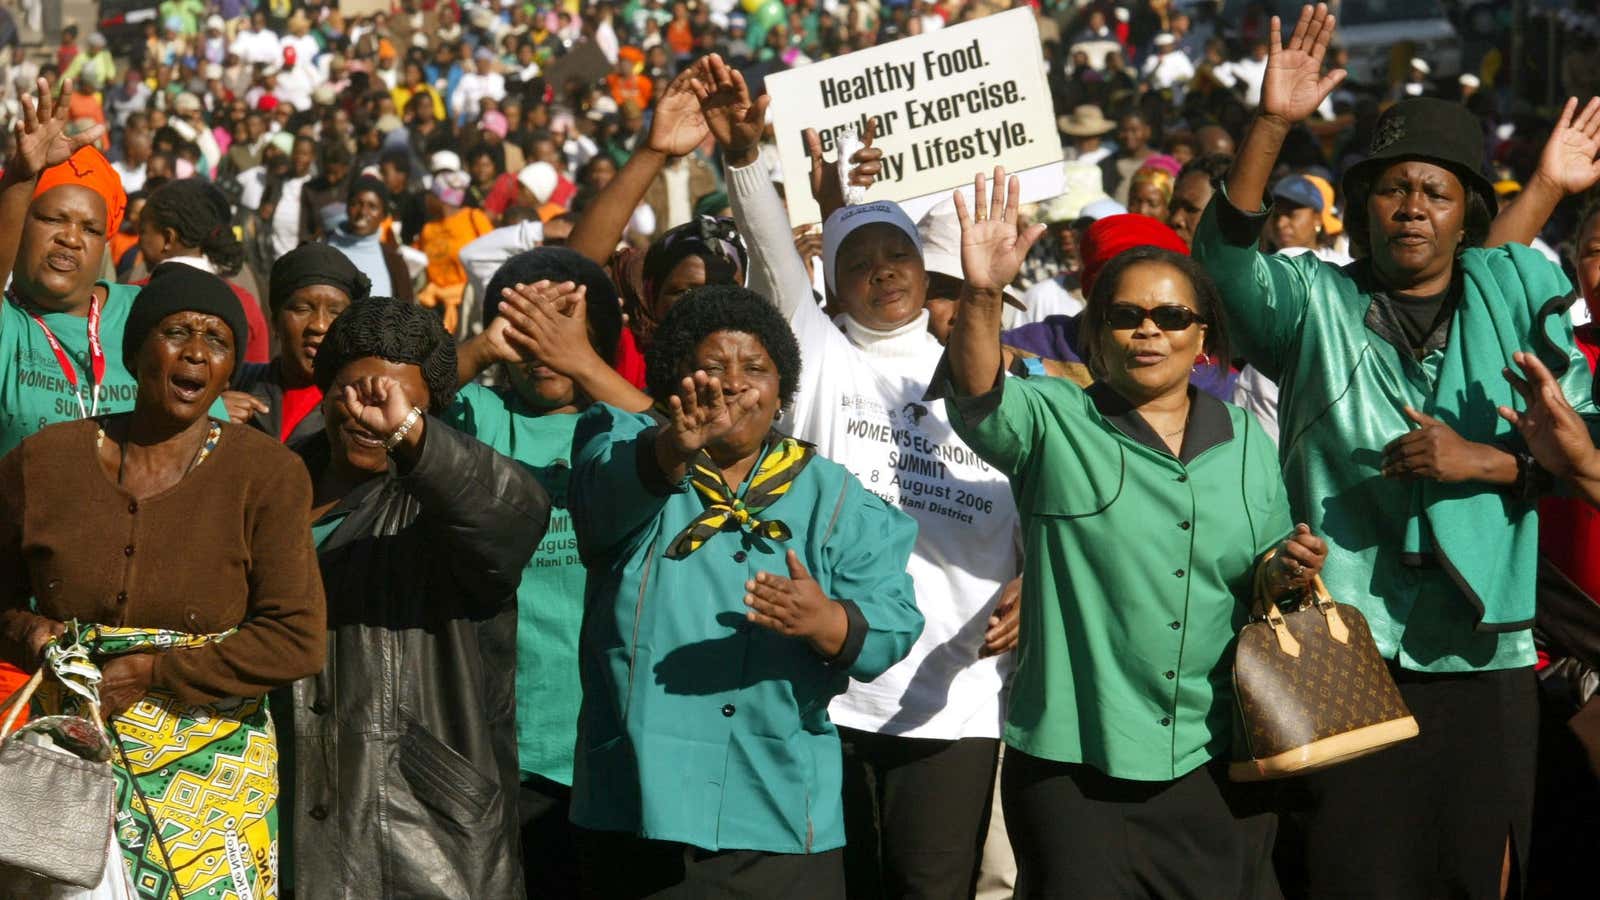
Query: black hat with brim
1341 97 1498 223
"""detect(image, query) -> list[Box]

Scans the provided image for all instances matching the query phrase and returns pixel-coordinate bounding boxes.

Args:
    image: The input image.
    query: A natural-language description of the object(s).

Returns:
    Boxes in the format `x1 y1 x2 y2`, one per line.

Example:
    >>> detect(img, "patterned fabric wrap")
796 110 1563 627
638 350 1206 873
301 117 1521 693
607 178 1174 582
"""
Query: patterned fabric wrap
36 624 279 900
664 437 814 559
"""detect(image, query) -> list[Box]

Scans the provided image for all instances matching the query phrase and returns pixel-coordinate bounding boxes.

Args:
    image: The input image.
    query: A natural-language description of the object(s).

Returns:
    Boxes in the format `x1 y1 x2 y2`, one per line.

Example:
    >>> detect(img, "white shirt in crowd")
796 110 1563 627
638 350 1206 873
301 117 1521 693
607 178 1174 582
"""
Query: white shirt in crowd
663 159 693 231
1143 49 1196 92
270 174 310 259
1218 55 1268 106
1018 274 1086 324
458 220 546 338
1063 144 1112 167
729 161 1020 741
280 33 321 69
112 160 146 194
231 27 280 66
452 71 507 122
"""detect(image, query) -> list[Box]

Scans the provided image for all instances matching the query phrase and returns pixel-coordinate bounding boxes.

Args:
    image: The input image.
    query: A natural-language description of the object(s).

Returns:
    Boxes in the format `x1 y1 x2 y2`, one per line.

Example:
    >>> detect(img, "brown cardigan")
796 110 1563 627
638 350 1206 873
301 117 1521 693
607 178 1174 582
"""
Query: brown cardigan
0 418 326 705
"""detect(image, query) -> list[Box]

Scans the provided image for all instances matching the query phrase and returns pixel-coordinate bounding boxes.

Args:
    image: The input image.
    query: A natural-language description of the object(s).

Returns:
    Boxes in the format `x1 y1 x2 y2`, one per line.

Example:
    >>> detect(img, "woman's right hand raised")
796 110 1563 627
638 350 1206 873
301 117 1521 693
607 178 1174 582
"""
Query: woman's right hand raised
646 62 712 158
661 370 758 462
1259 4 1346 126
10 78 105 180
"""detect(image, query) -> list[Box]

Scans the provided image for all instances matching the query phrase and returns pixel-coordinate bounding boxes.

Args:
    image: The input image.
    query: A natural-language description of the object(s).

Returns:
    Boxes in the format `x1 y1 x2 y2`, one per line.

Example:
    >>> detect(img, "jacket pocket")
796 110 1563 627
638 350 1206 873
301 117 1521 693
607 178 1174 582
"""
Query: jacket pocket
1028 448 1124 521
395 715 498 830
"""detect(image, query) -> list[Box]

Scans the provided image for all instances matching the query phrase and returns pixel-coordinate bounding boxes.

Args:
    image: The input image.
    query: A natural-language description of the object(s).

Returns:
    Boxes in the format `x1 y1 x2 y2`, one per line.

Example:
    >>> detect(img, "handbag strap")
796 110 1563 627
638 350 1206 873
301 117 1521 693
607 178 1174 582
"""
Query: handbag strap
0 666 44 741
1252 550 1351 654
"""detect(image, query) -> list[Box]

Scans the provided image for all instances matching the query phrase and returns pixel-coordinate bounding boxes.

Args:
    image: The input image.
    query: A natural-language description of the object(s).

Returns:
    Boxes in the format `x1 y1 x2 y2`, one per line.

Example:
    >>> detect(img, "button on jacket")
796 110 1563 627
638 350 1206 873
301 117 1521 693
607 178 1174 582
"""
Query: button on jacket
568 405 924 853
1192 189 1597 672
948 376 1290 781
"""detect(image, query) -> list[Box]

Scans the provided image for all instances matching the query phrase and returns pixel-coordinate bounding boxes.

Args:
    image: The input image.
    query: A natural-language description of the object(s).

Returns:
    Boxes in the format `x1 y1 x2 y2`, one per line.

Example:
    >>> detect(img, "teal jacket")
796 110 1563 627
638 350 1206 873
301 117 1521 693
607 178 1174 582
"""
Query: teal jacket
567 405 924 853
1193 191 1595 668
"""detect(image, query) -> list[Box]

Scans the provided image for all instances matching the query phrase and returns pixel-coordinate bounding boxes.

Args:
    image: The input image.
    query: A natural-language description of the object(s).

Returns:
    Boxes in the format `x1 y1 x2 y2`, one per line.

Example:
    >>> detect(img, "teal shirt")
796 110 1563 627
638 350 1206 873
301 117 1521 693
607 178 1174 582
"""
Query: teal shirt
949 376 1291 781
568 404 923 853
0 282 228 458
444 383 585 785
1192 190 1595 672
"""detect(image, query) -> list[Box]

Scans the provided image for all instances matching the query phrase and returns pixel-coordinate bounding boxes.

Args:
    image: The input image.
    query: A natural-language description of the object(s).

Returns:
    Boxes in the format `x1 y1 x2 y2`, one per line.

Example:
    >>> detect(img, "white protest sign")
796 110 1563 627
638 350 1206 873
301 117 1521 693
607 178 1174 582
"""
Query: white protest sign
764 7 1062 227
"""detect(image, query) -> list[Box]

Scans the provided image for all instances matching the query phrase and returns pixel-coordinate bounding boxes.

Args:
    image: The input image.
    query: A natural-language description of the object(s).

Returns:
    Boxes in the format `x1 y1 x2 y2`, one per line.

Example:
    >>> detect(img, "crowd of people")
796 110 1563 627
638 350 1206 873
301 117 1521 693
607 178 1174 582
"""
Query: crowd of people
2 1 1600 899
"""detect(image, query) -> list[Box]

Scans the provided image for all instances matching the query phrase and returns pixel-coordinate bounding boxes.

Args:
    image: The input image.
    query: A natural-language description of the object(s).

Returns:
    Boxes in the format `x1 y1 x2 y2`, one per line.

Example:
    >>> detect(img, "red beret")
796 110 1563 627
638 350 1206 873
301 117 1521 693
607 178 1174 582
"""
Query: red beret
1079 214 1189 298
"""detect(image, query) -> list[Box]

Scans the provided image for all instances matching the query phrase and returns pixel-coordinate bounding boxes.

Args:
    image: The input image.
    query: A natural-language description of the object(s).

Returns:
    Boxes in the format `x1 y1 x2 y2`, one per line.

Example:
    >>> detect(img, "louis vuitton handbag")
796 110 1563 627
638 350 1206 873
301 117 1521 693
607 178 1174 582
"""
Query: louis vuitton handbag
1230 555 1419 781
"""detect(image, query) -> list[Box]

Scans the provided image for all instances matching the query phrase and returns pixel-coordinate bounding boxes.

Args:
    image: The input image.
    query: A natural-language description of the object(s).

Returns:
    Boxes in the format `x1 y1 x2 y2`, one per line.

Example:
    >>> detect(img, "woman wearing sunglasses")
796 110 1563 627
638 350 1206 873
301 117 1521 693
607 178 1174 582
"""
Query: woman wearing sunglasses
944 169 1326 897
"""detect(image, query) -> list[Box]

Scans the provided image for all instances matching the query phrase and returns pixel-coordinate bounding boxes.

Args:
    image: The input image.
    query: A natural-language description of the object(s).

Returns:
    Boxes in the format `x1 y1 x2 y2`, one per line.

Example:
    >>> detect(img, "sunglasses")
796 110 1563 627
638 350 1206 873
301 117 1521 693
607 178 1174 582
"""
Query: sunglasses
1105 303 1204 332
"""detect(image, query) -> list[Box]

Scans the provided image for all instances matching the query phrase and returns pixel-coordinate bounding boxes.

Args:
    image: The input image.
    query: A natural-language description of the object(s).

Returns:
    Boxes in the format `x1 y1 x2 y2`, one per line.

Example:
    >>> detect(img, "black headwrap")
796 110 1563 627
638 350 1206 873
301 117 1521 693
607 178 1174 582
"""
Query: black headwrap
312 296 458 411
123 262 250 376
637 216 748 341
269 242 373 314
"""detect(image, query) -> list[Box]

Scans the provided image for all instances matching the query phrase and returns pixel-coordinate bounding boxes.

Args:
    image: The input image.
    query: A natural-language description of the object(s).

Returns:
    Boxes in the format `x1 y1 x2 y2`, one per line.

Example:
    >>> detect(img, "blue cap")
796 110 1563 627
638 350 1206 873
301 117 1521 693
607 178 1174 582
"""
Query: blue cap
1272 175 1324 212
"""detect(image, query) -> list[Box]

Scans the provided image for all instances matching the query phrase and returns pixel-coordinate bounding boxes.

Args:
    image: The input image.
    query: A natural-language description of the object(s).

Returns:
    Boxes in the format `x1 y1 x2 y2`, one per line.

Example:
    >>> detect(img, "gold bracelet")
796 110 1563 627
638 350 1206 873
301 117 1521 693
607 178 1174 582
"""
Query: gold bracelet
384 406 423 451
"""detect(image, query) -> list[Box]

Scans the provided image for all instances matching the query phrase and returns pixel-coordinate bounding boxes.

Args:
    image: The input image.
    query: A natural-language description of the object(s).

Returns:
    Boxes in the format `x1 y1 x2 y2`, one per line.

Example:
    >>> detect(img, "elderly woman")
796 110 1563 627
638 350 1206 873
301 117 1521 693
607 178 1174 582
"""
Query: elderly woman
1191 6 1600 896
0 261 326 899
945 170 1323 897
224 243 372 444
287 297 550 898
569 285 923 898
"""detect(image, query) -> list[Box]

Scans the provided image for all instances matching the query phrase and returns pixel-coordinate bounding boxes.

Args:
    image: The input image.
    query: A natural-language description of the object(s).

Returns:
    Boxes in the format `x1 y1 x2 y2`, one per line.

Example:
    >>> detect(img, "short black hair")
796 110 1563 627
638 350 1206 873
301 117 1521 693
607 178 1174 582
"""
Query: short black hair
142 178 245 276
483 247 623 363
1080 246 1229 376
645 285 802 410
1178 152 1234 188
313 296 458 411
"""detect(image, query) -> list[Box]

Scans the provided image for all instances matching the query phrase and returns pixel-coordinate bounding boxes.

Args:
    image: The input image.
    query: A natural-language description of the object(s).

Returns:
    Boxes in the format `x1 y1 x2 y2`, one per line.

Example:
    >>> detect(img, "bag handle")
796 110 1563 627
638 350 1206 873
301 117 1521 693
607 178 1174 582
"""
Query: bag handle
1252 550 1351 655
0 666 44 742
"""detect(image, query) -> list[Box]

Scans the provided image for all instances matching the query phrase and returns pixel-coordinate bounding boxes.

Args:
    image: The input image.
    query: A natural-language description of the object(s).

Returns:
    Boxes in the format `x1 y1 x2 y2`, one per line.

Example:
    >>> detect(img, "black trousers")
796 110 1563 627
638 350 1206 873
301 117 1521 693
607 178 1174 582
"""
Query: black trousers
576 828 845 900
838 727 1000 900
520 775 579 900
1002 751 1280 900
1297 664 1537 900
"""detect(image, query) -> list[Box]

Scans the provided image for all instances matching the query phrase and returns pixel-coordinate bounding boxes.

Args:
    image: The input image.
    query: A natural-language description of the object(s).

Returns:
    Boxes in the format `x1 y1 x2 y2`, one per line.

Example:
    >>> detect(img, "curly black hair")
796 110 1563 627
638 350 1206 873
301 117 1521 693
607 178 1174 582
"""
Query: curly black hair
1080 246 1229 377
484 247 623 362
142 178 245 276
313 296 459 411
645 285 801 410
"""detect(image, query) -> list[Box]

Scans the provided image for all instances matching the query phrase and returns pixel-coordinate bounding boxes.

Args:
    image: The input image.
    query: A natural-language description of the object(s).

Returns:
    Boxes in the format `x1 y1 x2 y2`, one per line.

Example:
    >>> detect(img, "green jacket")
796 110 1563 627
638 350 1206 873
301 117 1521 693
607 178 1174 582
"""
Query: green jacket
948 376 1290 780
1193 191 1595 671
568 405 923 853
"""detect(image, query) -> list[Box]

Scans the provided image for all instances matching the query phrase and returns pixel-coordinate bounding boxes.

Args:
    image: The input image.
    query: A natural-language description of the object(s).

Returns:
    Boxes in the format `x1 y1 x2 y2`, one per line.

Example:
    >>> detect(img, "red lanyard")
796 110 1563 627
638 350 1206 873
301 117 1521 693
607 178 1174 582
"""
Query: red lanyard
15 292 104 420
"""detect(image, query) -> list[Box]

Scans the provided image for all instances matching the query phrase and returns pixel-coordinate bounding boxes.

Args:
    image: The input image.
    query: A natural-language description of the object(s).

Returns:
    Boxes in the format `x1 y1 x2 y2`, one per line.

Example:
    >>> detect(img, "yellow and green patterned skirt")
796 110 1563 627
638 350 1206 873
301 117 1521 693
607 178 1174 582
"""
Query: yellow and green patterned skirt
38 624 279 900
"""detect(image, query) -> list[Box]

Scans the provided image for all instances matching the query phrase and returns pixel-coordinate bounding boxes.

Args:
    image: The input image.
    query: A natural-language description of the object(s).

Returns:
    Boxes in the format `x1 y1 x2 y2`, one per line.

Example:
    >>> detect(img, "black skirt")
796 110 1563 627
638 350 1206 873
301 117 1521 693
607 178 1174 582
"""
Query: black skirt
1002 751 1281 899
576 829 845 900
1293 663 1537 900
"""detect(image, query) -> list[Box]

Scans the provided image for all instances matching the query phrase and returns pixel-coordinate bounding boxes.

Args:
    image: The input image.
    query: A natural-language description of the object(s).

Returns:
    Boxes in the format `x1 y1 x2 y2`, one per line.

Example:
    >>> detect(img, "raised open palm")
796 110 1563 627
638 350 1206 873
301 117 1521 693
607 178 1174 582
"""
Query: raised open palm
12 78 106 179
648 63 712 157
692 53 769 154
955 167 1046 295
1499 351 1600 480
1260 4 1346 125
1536 97 1600 197
664 371 758 458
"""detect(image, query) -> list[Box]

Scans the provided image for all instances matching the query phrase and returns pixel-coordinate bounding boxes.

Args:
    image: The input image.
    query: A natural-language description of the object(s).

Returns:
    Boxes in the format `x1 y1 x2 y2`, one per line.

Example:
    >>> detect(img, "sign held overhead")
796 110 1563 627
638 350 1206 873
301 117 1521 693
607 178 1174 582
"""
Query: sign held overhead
765 8 1061 226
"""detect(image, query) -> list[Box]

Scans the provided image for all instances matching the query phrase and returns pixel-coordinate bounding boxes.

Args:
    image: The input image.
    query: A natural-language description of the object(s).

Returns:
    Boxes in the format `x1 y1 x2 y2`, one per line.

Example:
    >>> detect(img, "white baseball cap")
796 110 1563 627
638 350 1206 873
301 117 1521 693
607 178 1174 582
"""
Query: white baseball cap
822 200 921 294
517 162 560 204
429 150 462 174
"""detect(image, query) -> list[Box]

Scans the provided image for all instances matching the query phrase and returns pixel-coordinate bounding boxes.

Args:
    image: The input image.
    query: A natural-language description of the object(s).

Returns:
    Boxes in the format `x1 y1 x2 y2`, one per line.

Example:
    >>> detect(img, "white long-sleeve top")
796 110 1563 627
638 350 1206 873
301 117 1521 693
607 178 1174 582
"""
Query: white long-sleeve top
728 160 1019 741
458 220 546 339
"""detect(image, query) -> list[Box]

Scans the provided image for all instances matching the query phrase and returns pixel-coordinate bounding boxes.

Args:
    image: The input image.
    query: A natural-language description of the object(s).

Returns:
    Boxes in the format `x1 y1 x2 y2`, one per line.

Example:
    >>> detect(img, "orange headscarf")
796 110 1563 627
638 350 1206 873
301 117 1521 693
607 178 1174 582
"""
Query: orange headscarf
33 145 127 235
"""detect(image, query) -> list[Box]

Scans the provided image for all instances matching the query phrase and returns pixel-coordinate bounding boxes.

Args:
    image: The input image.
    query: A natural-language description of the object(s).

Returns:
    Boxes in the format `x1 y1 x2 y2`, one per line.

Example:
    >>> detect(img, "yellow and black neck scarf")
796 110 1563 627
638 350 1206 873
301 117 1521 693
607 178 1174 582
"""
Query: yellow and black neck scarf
665 437 814 560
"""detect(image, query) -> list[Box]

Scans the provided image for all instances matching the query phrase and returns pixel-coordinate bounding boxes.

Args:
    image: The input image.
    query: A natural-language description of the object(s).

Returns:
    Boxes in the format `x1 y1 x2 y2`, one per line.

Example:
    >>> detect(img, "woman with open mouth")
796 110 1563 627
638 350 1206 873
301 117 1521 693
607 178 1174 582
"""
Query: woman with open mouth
0 260 327 899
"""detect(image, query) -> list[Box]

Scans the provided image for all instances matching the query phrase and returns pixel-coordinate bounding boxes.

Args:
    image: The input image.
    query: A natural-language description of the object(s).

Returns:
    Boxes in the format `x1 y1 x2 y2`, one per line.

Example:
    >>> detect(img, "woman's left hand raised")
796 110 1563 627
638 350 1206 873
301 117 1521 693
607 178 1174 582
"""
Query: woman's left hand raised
1533 97 1600 198
99 654 155 720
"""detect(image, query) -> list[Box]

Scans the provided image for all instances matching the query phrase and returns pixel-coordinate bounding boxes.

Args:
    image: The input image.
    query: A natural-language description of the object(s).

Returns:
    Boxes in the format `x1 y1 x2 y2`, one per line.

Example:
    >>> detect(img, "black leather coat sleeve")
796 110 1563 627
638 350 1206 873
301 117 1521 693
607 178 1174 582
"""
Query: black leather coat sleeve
400 415 551 608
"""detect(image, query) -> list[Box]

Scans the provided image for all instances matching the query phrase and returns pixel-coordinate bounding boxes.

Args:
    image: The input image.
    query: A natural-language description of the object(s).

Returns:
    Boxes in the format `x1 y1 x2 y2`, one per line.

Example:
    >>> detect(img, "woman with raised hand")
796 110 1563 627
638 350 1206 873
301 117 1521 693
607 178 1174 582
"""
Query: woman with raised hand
286 297 549 898
701 53 1024 897
946 168 1322 898
0 262 326 900
1191 5 1600 895
568 286 922 898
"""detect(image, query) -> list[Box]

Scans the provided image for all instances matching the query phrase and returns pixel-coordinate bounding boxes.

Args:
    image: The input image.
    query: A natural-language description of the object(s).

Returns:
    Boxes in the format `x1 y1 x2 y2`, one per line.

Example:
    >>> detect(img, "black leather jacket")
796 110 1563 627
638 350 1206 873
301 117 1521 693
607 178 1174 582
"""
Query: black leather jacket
285 418 549 899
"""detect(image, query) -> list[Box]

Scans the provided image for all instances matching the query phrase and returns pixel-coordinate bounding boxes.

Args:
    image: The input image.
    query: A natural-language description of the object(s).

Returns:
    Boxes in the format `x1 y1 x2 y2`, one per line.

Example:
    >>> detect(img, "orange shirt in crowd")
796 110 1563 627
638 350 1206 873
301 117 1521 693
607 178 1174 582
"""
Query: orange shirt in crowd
666 20 694 56
418 206 493 287
607 72 653 108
